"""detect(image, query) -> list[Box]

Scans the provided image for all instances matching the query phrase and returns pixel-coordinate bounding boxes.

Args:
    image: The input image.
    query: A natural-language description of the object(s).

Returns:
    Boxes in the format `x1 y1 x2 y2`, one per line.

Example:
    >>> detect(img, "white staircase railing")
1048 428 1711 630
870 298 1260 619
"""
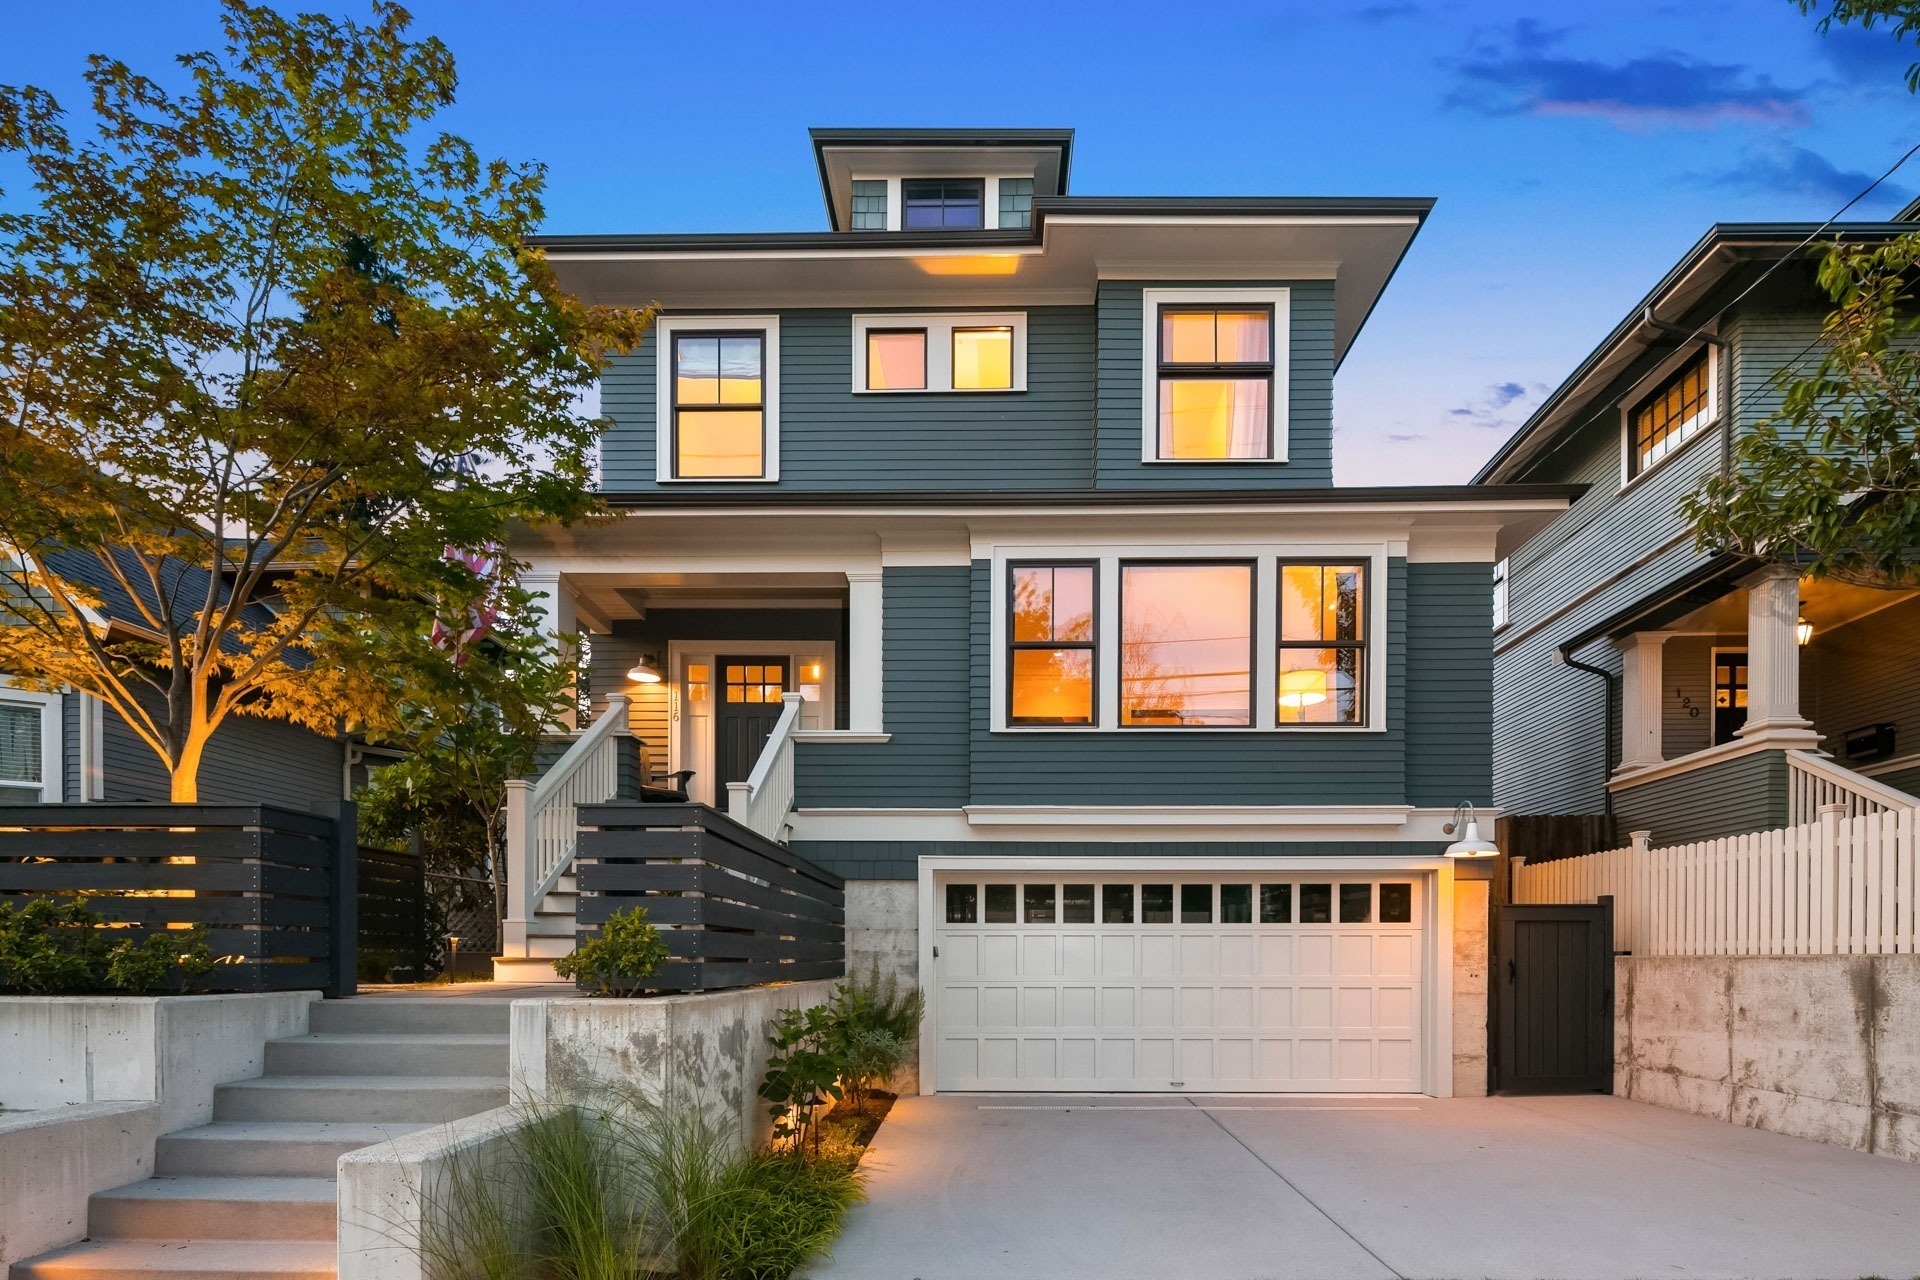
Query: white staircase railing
1786 749 1920 825
502 693 629 956
727 693 804 844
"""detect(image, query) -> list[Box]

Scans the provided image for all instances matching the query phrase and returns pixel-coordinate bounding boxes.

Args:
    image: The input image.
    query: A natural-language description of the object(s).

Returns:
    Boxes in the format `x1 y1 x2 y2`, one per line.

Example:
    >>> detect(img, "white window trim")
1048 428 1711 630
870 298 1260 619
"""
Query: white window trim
853 173 1033 231
1140 287 1291 464
653 315 781 484
987 539 1389 734
1492 557 1510 632
0 678 63 803
1619 342 1718 489
850 312 1028 394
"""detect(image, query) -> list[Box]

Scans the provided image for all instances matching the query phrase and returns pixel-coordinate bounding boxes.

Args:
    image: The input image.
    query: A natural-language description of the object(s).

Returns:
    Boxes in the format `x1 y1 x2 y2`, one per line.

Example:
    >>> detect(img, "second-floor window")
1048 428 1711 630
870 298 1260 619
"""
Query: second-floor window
1153 302 1276 461
1120 562 1254 728
1008 563 1097 725
1492 557 1510 630
1277 562 1367 725
670 329 768 479
1629 350 1711 476
852 313 1026 393
903 179 984 229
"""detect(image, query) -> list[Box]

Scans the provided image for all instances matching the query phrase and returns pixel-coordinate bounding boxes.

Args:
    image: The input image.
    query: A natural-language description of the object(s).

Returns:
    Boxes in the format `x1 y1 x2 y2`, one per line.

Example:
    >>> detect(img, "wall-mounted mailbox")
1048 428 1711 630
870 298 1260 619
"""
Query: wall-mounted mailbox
1844 722 1897 764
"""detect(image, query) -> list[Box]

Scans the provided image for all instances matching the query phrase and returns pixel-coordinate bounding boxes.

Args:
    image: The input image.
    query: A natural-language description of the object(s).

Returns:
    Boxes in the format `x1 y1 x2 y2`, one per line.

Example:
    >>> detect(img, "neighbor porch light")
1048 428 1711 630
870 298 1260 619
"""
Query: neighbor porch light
1442 802 1499 858
1796 616 1813 646
627 653 663 684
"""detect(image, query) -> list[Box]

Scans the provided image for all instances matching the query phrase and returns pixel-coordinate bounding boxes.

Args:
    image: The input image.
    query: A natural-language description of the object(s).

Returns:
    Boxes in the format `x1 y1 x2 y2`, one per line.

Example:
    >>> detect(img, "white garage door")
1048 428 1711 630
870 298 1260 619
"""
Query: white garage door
933 874 1425 1092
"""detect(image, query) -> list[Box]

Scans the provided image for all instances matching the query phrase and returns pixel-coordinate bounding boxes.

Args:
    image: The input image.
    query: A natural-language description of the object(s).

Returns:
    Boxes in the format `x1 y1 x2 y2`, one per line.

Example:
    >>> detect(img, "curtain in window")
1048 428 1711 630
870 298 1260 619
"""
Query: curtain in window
0 703 44 801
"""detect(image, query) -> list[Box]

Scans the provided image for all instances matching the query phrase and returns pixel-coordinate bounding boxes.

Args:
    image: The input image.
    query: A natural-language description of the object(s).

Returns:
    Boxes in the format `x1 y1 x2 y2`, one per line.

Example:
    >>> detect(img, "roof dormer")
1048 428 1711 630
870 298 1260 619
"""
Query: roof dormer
810 128 1073 232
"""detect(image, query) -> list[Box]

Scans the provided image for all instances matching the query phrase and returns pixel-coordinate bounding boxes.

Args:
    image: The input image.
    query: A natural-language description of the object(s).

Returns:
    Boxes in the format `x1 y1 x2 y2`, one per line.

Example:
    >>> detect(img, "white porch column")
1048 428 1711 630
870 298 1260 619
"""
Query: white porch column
522 567 580 730
1614 631 1671 771
847 568 885 733
501 778 533 956
1738 563 1814 739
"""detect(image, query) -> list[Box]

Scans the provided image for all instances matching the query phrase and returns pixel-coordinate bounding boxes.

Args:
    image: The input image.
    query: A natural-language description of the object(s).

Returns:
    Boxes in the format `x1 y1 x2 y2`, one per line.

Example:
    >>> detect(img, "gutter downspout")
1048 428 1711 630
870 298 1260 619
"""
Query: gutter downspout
1642 305 1733 478
1556 643 1618 817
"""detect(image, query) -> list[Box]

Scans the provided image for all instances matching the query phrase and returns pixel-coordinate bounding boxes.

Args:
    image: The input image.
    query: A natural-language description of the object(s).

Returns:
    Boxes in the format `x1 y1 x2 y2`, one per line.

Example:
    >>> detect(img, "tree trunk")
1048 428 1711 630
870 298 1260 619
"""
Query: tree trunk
169 731 206 803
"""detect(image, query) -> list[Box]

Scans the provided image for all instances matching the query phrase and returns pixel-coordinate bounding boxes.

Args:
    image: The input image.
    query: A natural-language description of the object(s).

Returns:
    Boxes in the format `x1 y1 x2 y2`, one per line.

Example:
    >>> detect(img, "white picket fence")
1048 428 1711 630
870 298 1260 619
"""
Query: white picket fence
1514 806 1920 956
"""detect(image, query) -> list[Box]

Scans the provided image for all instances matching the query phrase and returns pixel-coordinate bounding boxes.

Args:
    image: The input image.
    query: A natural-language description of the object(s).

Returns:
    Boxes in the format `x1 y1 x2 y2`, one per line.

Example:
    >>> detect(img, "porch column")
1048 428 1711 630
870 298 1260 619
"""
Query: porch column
522 567 579 729
1614 631 1670 771
847 569 885 733
1739 563 1814 738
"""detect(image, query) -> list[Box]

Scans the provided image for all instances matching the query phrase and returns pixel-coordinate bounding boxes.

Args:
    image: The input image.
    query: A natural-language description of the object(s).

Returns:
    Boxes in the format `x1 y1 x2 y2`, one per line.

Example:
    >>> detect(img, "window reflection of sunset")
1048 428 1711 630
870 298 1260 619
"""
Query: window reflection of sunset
866 330 926 390
1120 563 1252 726
1010 565 1096 724
1277 563 1365 724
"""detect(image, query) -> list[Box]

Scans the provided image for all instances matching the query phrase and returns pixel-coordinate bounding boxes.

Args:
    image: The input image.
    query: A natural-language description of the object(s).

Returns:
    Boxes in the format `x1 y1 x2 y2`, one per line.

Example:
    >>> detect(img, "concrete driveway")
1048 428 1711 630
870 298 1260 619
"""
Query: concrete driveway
807 1094 1920 1280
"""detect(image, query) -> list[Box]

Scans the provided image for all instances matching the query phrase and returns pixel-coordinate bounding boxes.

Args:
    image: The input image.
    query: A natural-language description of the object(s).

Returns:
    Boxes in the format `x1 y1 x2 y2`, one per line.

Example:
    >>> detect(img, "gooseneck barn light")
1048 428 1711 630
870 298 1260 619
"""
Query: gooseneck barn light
1442 802 1499 858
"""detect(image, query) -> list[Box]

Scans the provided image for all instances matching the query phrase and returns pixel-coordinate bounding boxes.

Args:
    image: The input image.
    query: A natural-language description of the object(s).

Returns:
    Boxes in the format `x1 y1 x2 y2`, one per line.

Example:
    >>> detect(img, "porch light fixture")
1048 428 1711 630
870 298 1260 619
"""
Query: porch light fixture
1277 669 1329 708
626 653 663 684
1442 802 1499 858
1797 616 1813 646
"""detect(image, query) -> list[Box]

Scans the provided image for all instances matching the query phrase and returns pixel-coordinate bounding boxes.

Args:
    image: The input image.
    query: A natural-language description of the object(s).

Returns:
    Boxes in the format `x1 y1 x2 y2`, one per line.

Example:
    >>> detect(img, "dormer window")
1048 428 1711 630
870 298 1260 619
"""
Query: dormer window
903 179 984 230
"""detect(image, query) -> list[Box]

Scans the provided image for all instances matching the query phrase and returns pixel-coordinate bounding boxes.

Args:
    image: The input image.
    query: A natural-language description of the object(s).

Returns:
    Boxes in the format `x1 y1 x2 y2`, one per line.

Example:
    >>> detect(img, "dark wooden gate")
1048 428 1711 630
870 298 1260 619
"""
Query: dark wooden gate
1496 902 1613 1093
714 656 789 787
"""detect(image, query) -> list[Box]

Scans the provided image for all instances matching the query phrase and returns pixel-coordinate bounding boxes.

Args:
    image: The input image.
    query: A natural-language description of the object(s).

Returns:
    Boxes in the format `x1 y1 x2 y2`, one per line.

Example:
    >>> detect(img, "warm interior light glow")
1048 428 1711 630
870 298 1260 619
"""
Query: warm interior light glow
1277 668 1328 707
914 254 1021 276
953 327 1014 389
1158 378 1269 458
676 411 763 477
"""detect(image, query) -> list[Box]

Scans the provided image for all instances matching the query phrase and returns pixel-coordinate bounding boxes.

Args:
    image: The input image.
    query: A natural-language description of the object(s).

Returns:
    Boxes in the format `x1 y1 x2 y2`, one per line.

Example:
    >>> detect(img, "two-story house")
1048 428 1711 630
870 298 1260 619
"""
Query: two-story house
1481 218 1920 848
502 128 1577 1097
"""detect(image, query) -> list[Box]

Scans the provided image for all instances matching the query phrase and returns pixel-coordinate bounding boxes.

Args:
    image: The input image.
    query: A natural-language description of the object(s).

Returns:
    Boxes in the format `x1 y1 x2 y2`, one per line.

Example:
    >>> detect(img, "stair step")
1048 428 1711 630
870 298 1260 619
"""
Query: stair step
88 1177 337 1242
308 997 511 1036
213 1075 508 1124
156 1121 432 1177
9 1238 335 1279
265 1033 509 1078
492 955 568 982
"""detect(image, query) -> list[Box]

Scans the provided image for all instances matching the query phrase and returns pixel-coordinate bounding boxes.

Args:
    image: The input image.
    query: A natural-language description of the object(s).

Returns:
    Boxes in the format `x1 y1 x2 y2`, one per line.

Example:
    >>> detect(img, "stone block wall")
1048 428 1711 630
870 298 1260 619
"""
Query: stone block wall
1451 869 1491 1097
1616 955 1920 1162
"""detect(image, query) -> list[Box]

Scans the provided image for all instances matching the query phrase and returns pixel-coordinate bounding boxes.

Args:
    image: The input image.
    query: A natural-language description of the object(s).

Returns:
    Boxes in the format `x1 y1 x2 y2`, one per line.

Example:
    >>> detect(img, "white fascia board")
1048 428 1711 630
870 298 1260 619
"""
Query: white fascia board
789 806 1487 844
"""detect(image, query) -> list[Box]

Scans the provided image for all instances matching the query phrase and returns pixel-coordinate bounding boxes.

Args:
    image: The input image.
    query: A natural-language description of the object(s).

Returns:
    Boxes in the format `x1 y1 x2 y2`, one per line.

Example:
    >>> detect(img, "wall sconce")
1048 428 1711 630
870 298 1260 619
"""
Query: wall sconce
1442 802 1499 858
1796 616 1813 647
626 653 663 684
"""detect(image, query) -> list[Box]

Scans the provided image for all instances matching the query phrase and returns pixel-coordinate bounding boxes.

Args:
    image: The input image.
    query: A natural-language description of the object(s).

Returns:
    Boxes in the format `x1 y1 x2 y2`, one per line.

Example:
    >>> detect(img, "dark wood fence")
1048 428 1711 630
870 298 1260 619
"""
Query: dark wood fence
357 844 428 980
1496 814 1618 865
575 802 844 991
0 803 355 997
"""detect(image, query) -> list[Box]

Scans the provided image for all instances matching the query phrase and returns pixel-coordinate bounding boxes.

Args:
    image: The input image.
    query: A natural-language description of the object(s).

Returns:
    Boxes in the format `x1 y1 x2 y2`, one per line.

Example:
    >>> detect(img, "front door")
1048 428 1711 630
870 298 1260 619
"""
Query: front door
1712 649 1749 745
1495 903 1612 1093
714 656 789 790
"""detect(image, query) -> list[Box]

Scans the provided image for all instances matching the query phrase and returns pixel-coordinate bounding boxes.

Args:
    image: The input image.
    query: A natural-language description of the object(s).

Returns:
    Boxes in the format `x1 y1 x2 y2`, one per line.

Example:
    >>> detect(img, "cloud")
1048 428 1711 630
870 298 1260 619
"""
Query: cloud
1386 432 1427 443
1448 21 1808 129
1447 380 1548 432
1814 24 1920 88
1704 143 1908 209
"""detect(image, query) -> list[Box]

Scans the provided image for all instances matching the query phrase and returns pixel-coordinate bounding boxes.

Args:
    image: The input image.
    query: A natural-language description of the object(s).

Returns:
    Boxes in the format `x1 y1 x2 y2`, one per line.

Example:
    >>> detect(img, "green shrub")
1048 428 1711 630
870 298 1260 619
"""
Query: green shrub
553 906 668 997
824 968 924 1115
758 1004 845 1154
358 946 401 984
699 1152 863 1280
0 897 218 995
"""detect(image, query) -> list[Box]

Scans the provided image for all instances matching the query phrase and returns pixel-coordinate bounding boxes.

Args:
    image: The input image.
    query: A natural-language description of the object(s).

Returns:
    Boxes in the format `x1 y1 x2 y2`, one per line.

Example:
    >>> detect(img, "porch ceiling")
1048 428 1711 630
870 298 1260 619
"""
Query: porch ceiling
568 571 848 624
1662 576 1919 639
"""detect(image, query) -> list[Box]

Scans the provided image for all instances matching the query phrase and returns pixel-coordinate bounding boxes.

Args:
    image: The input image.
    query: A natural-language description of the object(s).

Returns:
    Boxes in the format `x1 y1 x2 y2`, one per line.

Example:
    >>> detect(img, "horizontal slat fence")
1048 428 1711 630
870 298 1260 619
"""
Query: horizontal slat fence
575 802 845 992
357 845 428 979
0 803 353 995
1514 807 1919 957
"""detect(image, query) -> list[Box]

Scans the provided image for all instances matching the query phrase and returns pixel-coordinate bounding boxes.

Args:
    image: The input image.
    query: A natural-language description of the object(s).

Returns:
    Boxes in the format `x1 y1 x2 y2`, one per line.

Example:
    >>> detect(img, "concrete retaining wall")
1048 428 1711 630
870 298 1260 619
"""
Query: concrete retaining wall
1616 956 1920 1162
509 980 838 1155
845 880 919 1094
0 991 318 1268
336 1105 530 1280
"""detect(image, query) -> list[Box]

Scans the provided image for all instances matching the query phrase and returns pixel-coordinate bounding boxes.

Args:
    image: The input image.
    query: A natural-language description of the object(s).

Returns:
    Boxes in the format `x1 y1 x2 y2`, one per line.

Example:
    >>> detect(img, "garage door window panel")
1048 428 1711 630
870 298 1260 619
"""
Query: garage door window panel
1221 884 1253 924
946 883 978 924
1103 884 1135 924
1299 883 1333 924
1141 883 1174 923
984 884 1017 923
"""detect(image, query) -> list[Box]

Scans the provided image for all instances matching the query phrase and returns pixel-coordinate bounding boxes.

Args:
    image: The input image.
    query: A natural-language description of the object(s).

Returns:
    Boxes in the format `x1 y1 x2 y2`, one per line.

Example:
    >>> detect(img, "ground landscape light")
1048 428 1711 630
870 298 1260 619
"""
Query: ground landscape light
1442 802 1499 858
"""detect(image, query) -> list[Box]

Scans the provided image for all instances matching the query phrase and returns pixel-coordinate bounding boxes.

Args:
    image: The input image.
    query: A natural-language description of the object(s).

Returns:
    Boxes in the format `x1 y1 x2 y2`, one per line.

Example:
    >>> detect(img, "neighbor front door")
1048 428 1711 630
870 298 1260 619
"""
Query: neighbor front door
1712 649 1749 745
714 656 789 790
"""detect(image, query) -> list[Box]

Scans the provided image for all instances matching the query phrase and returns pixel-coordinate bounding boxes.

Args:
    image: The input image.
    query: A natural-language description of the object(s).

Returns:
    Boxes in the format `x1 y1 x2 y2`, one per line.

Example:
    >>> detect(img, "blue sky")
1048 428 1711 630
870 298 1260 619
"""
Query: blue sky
7 0 1919 483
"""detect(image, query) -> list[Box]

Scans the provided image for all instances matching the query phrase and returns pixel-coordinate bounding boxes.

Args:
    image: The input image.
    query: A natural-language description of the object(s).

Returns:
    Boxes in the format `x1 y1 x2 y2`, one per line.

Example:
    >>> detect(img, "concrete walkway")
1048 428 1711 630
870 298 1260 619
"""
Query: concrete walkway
808 1093 1920 1280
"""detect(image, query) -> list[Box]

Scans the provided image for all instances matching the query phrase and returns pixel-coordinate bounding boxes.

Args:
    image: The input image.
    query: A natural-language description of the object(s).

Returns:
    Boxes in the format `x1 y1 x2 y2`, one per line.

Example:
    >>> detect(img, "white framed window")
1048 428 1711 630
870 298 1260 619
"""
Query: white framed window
988 542 1388 733
0 681 62 804
1622 344 1717 483
1141 288 1290 463
653 315 780 482
851 312 1027 394
1492 557 1510 631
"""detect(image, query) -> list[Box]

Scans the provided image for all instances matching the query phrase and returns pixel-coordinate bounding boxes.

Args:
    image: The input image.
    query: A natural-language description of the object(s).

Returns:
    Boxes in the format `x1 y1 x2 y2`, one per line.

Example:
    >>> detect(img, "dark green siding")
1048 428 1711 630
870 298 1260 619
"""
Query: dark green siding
1093 280 1334 489
965 557 1406 805
101 696 344 808
600 308 1095 492
794 567 971 807
1611 749 1789 846
795 839 1451 881
1404 562 1492 808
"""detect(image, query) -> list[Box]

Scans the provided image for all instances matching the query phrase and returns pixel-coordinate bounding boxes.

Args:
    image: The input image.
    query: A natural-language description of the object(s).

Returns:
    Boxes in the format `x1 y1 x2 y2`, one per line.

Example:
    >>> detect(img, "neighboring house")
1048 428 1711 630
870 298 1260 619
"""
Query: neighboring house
1480 218 1920 848
0 550 355 810
505 127 1576 1097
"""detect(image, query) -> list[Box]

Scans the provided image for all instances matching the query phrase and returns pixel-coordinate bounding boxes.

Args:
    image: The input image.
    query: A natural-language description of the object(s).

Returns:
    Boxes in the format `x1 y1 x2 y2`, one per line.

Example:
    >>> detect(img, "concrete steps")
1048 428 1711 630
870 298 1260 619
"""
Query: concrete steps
13 996 514 1279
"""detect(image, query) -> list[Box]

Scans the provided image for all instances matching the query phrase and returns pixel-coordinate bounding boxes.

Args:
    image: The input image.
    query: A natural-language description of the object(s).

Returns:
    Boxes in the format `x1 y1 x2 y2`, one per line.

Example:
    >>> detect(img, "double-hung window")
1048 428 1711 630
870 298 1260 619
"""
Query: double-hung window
1629 350 1711 477
1007 563 1097 725
656 317 779 481
1146 291 1286 461
1119 562 1254 728
1276 562 1367 725
0 684 60 803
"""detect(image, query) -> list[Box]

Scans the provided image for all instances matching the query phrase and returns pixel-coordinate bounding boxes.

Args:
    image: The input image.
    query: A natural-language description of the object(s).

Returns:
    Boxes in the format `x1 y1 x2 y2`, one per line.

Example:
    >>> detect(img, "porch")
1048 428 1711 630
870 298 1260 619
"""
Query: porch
1599 563 1920 844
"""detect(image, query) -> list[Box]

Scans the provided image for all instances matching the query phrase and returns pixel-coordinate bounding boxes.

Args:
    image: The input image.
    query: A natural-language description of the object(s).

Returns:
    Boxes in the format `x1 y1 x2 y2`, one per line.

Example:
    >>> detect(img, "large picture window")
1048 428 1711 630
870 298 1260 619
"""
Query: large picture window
671 331 765 478
1156 306 1273 460
1119 562 1254 727
1008 563 1097 725
1630 351 1710 476
1276 562 1366 725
